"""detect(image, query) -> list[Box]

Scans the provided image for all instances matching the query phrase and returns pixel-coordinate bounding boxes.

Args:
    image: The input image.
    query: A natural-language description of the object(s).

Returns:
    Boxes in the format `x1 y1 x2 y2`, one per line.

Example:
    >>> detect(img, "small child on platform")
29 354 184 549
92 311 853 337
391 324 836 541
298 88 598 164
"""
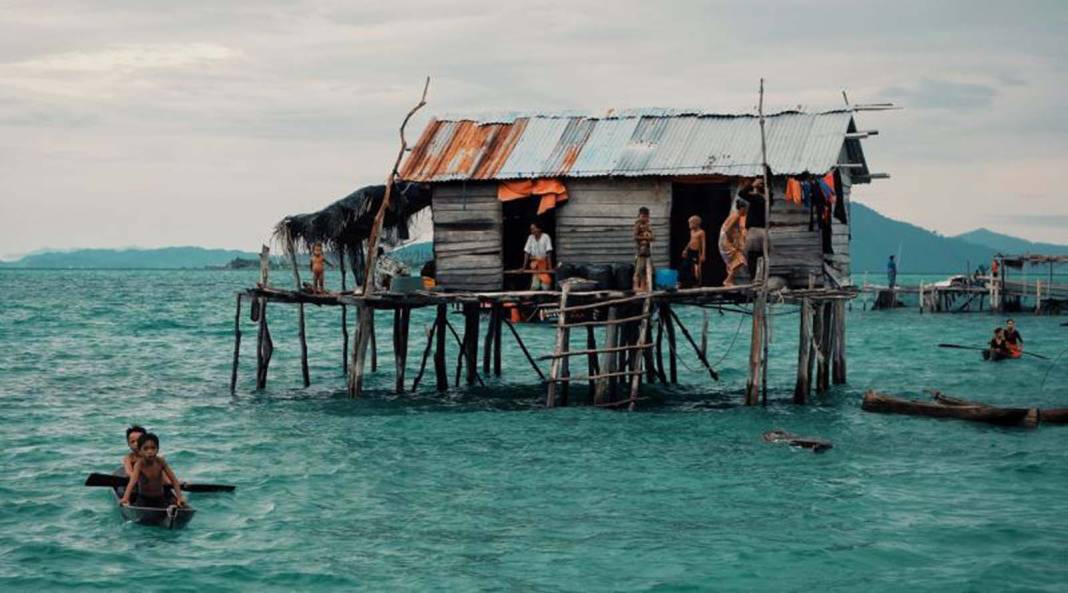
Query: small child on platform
120 433 186 508
310 242 326 293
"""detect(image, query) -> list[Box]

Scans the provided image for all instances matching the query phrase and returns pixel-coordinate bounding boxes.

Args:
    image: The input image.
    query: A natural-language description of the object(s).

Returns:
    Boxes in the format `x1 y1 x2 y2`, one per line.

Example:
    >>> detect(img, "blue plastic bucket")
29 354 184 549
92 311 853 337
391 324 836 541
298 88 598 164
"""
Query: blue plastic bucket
654 268 678 290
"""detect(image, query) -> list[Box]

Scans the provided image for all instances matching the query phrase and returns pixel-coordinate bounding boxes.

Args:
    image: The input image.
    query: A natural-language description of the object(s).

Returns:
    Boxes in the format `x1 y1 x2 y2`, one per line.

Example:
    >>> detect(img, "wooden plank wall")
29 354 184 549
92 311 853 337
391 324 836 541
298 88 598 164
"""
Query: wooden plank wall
556 178 671 269
432 182 502 291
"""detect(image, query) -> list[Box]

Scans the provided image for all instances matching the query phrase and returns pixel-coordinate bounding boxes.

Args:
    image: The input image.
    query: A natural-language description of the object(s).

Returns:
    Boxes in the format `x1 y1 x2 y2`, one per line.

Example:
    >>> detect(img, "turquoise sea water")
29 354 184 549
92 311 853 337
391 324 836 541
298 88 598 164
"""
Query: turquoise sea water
1 269 1066 592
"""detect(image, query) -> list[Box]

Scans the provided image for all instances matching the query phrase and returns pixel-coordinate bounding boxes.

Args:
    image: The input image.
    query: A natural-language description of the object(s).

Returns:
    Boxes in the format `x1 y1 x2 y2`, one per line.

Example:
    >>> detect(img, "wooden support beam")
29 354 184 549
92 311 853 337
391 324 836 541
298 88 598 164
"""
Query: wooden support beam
585 325 600 397
538 343 653 360
549 370 644 382
654 313 666 384
348 304 373 397
286 239 310 387
667 308 720 381
410 321 436 393
816 302 831 393
553 313 649 328
482 304 496 375
502 317 546 381
832 300 847 385
547 282 572 408
256 298 273 390
434 304 448 391
393 308 410 394
493 305 503 377
339 249 348 374
626 259 656 410
370 312 378 372
594 306 618 405
230 294 242 395
463 303 479 386
666 304 679 384
745 258 767 406
794 298 812 403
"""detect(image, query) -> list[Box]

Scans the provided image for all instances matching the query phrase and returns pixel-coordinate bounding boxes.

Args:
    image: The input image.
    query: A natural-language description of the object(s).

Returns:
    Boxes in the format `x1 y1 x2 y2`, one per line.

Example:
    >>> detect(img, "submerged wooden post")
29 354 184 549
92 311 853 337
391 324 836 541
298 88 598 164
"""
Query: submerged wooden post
594 306 618 405
586 325 600 397
547 283 572 408
816 301 831 393
794 297 812 403
463 303 479 386
493 304 503 377
745 260 767 406
482 304 497 375
340 248 348 373
256 298 273 390
832 300 847 384
410 319 436 393
348 304 374 397
393 307 410 394
665 303 678 384
434 304 448 391
370 313 378 372
230 294 242 394
286 239 310 387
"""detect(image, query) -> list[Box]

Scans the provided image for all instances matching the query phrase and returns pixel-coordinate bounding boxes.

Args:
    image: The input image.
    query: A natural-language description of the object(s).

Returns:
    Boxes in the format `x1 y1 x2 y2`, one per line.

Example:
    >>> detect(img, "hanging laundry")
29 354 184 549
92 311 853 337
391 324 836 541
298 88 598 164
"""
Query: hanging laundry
784 177 803 205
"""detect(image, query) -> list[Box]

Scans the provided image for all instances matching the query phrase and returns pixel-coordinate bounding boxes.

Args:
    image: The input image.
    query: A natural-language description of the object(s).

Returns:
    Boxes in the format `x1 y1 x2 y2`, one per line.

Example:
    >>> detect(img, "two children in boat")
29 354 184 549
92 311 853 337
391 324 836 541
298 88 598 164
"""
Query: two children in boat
988 319 1024 359
120 425 186 508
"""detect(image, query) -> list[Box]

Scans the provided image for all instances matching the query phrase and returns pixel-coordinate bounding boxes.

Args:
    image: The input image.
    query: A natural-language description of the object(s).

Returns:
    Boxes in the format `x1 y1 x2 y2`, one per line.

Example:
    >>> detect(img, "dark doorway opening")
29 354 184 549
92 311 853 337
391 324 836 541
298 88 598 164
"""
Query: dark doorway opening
670 182 733 287
502 198 556 291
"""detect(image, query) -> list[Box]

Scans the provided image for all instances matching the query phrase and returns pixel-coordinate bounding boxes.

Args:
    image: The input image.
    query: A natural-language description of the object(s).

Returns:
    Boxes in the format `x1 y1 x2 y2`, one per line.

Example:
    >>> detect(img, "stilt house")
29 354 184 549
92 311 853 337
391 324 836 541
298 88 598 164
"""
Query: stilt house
399 108 883 291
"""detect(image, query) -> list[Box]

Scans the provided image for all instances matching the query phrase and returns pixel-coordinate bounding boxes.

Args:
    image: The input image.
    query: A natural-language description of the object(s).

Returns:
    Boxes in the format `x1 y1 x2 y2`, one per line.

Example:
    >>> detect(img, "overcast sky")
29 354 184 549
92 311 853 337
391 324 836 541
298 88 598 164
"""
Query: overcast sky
2 0 1066 258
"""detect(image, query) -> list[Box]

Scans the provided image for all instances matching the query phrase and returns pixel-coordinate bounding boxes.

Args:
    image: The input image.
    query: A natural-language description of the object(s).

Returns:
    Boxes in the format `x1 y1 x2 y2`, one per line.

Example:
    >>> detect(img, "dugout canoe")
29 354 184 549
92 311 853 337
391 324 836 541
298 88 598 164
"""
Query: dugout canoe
111 469 195 530
862 391 1034 427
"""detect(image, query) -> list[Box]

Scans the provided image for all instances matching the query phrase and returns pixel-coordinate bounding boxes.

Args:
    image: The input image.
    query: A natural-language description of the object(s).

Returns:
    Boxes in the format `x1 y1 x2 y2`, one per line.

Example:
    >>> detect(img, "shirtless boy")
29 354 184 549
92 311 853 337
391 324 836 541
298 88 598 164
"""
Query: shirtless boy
121 425 147 477
681 215 706 287
120 433 186 508
311 242 326 293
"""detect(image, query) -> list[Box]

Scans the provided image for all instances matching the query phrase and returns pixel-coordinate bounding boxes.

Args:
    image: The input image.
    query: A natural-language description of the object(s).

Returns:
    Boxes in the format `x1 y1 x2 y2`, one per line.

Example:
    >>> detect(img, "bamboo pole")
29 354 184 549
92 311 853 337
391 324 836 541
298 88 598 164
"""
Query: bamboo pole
816 302 831 393
667 308 720 381
666 304 679 384
832 300 847 384
348 304 373 397
256 298 273 390
546 282 572 408
393 308 410 394
463 303 479 386
493 304 502 377
340 249 348 374
483 304 496 375
746 78 772 406
586 325 600 396
410 321 436 393
627 259 656 410
230 294 242 395
502 317 546 381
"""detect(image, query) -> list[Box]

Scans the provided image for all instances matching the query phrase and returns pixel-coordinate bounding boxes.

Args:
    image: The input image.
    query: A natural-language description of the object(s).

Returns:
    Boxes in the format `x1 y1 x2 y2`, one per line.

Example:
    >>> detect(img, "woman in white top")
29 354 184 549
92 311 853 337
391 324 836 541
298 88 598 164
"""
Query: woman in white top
522 223 554 290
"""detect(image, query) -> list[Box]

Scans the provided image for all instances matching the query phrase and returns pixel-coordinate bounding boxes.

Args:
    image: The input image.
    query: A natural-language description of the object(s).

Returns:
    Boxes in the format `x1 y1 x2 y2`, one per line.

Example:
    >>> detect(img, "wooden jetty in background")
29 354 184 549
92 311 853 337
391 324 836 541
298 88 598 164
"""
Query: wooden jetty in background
229 84 894 407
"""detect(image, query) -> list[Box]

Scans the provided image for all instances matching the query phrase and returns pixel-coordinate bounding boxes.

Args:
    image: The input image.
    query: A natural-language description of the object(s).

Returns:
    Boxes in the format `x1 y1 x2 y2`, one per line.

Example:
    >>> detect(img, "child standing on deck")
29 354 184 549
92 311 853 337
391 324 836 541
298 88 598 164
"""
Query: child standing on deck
633 207 654 292
310 242 326 293
680 215 706 287
120 433 186 508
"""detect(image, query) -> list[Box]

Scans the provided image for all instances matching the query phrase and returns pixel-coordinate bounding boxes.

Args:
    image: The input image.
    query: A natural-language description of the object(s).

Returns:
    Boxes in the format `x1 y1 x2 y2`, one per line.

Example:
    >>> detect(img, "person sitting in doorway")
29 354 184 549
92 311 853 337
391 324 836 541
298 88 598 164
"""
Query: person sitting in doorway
522 222 554 290
739 176 773 280
719 199 748 287
633 207 654 291
679 215 706 288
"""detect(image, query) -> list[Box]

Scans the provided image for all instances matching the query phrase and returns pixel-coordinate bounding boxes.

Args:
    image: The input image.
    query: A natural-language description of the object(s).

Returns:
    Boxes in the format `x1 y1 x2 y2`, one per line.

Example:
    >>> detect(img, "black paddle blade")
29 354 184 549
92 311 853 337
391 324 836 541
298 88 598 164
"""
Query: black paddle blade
85 473 127 487
182 483 235 493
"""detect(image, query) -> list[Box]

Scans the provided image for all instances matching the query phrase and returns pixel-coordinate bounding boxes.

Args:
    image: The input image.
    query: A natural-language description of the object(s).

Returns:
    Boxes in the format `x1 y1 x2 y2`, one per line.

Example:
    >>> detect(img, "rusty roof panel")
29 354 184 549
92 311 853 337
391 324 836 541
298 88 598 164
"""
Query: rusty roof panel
399 109 865 182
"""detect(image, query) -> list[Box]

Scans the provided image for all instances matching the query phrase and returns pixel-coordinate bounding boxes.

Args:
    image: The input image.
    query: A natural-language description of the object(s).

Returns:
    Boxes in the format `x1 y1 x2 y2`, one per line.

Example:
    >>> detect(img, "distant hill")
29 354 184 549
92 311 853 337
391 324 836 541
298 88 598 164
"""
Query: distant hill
0 246 264 269
849 202 997 274
953 228 1068 256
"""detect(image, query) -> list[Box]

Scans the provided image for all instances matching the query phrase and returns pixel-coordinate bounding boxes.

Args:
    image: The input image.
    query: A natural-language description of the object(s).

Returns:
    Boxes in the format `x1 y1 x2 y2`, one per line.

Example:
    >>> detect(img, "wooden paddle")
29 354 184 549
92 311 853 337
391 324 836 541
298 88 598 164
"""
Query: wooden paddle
938 343 1049 360
84 473 236 493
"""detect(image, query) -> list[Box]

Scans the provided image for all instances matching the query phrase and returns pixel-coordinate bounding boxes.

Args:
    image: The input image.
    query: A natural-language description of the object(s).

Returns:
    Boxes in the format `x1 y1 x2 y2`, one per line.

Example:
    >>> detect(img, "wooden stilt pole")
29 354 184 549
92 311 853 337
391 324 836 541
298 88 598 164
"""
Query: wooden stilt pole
286 239 310 387
667 308 720 381
410 320 435 393
370 311 378 372
255 298 265 388
393 308 410 394
794 297 812 403
256 298 273 390
493 304 503 377
627 259 656 410
230 294 242 395
594 306 618 405
463 303 479 386
503 317 546 381
348 304 373 397
816 302 831 393
832 300 847 384
560 326 571 406
747 77 773 406
586 325 600 397
340 249 348 374
434 304 448 391
547 283 572 408
654 311 666 383
483 304 495 375
665 304 678 384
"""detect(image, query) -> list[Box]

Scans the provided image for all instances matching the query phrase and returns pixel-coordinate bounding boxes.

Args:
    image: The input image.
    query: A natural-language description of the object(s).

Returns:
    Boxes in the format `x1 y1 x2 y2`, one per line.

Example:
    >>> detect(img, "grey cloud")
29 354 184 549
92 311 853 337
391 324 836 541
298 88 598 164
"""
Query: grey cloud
1000 214 1068 229
881 79 999 111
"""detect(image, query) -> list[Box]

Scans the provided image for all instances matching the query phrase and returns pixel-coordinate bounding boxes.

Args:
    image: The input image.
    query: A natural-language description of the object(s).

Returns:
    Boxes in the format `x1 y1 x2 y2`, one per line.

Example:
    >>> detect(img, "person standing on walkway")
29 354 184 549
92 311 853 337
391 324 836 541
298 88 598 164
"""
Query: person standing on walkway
887 255 898 289
522 222 554 290
633 207 654 292
739 177 772 280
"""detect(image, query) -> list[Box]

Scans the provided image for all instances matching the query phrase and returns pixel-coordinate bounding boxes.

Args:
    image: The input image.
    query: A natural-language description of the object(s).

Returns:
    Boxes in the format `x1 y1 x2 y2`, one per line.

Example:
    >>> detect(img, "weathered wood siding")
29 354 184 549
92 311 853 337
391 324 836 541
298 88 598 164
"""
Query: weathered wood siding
556 178 671 269
431 182 502 291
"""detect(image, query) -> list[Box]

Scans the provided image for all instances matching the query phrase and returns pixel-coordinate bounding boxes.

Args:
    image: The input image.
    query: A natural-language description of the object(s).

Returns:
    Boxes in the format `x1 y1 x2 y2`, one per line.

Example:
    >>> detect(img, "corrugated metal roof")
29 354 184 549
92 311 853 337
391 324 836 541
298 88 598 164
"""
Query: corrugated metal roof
399 109 867 182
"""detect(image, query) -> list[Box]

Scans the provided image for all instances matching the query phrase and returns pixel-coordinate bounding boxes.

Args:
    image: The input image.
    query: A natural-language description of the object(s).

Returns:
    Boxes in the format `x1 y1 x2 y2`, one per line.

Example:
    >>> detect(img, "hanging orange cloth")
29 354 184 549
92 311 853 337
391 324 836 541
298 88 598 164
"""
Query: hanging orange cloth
498 178 569 215
784 178 803 205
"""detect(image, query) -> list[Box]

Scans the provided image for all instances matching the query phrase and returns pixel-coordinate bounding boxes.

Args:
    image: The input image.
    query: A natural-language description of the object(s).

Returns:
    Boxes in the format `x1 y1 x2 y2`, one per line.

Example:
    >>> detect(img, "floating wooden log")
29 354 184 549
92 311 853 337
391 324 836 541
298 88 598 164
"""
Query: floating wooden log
862 390 1034 427
762 430 833 453
929 390 1053 427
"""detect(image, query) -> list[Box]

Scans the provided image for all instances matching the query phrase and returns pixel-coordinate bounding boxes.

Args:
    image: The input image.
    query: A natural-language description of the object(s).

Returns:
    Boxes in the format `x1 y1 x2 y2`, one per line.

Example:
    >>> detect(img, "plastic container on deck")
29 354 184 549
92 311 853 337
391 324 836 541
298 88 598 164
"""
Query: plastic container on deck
654 268 678 290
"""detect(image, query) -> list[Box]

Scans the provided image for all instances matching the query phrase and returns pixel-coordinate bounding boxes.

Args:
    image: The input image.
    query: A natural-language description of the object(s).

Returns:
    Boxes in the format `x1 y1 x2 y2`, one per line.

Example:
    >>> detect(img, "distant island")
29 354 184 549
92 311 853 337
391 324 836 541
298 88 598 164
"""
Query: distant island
1 205 1063 274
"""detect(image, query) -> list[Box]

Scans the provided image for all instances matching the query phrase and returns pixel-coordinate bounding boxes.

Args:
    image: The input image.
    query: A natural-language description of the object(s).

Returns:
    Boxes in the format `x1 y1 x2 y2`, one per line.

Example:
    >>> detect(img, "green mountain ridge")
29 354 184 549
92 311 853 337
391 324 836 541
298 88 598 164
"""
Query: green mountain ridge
953 228 1068 256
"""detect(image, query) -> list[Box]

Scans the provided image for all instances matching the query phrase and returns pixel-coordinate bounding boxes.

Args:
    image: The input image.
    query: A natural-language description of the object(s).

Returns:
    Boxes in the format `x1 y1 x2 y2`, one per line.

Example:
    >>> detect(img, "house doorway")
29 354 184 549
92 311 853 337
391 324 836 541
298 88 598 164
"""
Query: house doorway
502 197 556 291
670 182 733 287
